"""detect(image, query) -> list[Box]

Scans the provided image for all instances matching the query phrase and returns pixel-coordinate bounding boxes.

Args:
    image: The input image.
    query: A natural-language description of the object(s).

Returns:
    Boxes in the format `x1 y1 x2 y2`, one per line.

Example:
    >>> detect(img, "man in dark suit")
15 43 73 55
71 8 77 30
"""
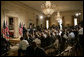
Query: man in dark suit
23 24 27 39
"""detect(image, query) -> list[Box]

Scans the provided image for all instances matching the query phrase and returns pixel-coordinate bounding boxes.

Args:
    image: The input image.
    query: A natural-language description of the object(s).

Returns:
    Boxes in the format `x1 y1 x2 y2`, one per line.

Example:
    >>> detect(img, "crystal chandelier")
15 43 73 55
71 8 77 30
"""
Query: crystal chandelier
56 11 62 20
41 1 55 17
56 11 62 30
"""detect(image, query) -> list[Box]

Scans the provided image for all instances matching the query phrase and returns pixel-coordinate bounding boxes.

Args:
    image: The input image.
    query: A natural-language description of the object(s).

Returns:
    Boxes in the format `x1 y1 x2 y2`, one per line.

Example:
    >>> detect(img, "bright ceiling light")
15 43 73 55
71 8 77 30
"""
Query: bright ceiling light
40 15 43 19
75 13 79 17
78 13 81 15
75 12 81 17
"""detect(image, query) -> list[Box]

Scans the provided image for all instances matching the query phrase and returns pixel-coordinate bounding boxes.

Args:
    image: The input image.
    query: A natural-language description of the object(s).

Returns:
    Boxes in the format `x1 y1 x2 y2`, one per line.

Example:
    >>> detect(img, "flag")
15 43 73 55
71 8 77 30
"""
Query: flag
19 22 23 36
5 21 10 39
21 24 23 35
19 22 21 35
2 20 6 35
2 20 10 40
2 20 6 38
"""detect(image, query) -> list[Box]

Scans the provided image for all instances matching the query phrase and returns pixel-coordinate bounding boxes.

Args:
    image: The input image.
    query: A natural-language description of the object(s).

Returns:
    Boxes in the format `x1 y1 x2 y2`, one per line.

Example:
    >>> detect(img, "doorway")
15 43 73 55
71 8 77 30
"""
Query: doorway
8 16 18 38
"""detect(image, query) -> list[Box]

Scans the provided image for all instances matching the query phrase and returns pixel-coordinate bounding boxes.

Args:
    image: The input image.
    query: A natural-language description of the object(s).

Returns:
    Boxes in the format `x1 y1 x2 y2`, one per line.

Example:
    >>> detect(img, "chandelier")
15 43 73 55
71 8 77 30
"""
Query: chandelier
56 11 62 20
56 11 62 30
41 1 55 17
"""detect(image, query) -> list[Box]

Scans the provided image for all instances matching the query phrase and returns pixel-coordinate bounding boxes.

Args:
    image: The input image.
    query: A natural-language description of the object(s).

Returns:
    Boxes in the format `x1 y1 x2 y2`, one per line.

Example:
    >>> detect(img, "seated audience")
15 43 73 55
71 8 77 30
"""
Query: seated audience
18 37 29 56
26 42 47 56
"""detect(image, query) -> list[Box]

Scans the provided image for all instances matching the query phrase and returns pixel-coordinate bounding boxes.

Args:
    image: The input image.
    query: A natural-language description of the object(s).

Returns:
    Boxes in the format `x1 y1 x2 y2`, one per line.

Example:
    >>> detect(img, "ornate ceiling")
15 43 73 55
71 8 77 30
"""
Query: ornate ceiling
20 1 83 12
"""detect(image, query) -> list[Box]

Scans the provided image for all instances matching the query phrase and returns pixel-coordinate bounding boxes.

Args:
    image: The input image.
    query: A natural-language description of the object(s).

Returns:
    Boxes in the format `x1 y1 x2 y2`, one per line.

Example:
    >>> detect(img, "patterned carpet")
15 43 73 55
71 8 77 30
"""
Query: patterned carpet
7 38 20 56
7 44 19 56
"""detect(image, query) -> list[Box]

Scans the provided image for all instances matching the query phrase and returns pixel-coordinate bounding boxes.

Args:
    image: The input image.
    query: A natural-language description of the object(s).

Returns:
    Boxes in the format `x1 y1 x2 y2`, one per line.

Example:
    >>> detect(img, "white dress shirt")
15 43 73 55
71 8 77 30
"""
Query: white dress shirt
33 38 41 45
79 28 83 35
63 34 68 39
68 32 75 39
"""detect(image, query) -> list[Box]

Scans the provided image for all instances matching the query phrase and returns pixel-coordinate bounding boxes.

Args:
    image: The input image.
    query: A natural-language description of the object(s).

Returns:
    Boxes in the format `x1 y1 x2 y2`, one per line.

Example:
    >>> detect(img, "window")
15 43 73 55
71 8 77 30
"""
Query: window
74 18 77 26
57 19 62 30
46 20 49 29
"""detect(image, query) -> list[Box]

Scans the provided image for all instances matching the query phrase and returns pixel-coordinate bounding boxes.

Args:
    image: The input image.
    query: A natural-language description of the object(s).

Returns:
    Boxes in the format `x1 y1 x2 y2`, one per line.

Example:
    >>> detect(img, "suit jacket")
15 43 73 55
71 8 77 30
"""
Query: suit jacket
26 46 46 56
